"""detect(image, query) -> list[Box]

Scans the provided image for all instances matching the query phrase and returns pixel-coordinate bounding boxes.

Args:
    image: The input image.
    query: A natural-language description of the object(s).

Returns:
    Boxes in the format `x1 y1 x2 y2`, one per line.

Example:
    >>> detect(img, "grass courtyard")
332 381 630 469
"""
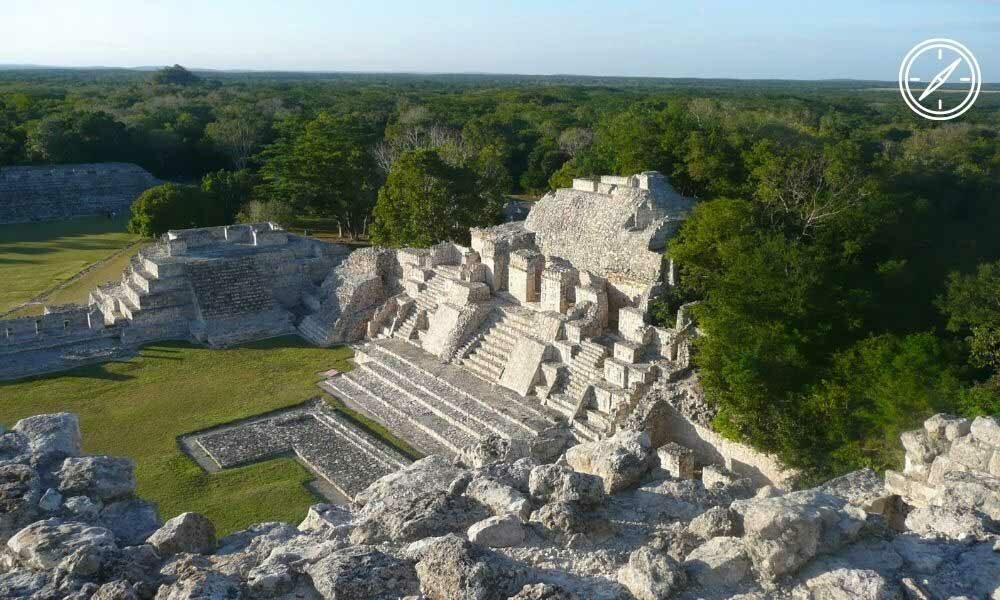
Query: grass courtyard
0 337 356 535
0 216 140 315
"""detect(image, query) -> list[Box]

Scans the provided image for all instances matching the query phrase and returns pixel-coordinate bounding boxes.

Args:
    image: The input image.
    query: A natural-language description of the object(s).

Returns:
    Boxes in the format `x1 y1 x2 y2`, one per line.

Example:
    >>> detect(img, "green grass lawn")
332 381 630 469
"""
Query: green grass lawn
0 217 140 314
0 337 355 535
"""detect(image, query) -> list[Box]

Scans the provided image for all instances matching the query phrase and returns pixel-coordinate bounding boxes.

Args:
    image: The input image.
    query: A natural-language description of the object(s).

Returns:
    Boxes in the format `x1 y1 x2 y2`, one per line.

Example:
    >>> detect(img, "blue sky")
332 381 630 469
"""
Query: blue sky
2 0 998 80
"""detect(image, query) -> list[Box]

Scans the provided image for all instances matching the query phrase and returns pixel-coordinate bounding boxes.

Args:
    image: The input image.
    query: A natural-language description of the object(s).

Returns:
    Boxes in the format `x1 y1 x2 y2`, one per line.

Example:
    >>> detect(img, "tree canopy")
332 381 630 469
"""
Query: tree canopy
370 148 502 247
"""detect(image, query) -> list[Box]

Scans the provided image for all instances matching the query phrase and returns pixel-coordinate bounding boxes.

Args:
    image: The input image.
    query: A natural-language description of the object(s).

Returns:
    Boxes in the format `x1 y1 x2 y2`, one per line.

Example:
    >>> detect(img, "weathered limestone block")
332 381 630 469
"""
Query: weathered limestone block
147 512 216 555
970 416 1000 447
446 279 491 305
470 222 535 293
797 568 894 600
464 475 531 519
924 413 972 442
509 249 544 303
304 546 419 600
603 357 630 389
56 456 135 501
702 464 749 490
499 337 548 397
528 464 605 507
901 429 940 466
614 339 644 363
575 283 608 330
12 413 81 465
657 442 695 479
904 505 992 541
948 435 994 471
540 261 578 314
467 514 526 548
565 431 654 494
684 536 752 588
687 507 741 540
7 518 117 576
734 490 868 581
617 546 687 600
618 307 650 344
421 301 493 360
414 534 522 600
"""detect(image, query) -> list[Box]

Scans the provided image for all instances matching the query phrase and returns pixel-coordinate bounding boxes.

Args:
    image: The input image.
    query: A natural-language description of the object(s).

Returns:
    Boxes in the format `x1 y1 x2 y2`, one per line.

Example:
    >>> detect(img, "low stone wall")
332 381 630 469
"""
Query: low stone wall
627 381 797 489
0 163 157 223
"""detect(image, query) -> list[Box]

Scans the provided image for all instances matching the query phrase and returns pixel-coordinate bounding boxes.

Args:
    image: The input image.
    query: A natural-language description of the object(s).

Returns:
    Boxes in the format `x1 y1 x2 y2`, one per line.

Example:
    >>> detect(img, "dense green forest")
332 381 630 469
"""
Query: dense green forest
2 65 999 481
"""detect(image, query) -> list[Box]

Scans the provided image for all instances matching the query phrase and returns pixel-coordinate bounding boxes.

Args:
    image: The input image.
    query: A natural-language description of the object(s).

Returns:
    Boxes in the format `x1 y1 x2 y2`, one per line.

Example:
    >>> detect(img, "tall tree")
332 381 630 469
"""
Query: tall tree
370 148 502 247
257 113 382 238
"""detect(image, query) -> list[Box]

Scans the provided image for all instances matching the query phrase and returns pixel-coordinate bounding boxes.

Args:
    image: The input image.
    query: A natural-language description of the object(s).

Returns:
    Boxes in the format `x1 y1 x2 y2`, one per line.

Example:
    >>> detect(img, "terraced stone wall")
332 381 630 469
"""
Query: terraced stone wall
0 163 157 223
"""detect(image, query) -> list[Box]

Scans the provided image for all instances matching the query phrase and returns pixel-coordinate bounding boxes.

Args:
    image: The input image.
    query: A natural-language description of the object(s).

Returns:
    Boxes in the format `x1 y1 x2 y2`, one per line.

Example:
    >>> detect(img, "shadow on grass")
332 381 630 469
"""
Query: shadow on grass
0 360 137 386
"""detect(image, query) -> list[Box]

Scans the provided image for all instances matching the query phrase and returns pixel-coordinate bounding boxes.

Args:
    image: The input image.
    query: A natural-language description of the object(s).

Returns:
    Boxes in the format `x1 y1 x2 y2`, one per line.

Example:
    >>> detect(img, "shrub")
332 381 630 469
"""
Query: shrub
128 183 224 237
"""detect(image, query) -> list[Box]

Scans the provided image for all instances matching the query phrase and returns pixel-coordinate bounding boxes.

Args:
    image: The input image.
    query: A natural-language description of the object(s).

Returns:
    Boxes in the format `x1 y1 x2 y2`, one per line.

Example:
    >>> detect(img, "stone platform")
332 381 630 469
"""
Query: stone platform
320 338 557 457
180 399 411 501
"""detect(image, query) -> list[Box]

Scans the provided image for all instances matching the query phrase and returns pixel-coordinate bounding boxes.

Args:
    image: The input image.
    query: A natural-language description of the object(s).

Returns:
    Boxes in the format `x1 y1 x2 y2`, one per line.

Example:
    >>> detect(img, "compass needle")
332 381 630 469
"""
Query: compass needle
917 58 962 102
900 39 981 121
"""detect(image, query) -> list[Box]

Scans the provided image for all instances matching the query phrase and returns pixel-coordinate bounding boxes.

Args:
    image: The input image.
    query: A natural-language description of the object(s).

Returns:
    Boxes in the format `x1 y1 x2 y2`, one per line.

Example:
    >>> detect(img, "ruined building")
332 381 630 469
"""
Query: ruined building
0 163 157 224
1 172 789 498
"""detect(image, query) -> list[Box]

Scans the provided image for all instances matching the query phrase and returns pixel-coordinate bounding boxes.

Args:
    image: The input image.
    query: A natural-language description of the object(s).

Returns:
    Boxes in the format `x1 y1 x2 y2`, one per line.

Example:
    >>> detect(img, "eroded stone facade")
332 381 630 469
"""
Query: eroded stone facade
0 163 157 224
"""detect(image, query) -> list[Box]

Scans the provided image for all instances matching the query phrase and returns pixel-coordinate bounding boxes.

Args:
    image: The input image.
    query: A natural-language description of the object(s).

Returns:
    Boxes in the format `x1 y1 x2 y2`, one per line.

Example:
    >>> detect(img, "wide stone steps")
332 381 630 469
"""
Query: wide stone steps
393 311 420 341
320 374 462 457
371 338 552 433
462 352 504 381
545 394 578 420
360 353 530 440
312 408 411 472
358 361 485 439
571 418 602 443
458 309 539 384
584 409 611 431
344 365 478 453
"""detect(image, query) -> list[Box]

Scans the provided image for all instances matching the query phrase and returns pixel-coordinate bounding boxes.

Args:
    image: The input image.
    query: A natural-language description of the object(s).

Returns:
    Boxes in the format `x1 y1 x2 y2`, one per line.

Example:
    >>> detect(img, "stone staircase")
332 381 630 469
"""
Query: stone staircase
320 337 554 458
393 270 452 343
89 249 195 335
541 340 611 442
459 308 535 383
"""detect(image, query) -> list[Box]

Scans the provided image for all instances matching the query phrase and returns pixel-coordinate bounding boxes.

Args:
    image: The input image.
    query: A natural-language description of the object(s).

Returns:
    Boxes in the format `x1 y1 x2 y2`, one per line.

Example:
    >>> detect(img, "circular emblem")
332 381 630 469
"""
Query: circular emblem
898 38 981 121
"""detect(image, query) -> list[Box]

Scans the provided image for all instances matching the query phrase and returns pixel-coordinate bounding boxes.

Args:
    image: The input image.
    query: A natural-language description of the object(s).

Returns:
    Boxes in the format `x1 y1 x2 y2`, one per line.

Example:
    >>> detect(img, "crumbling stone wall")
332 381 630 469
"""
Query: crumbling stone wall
0 163 157 223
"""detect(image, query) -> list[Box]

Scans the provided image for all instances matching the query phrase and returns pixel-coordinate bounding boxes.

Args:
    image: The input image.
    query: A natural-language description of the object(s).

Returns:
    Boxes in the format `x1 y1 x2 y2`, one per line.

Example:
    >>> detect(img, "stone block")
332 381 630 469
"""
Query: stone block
592 381 631 414
614 340 643 363
884 470 911 498
657 443 694 479
446 280 490 305
540 262 577 314
971 416 1000 447
552 341 575 364
403 279 426 296
167 240 187 257
500 337 549 397
533 311 563 342
618 307 648 344
603 358 629 388
702 464 741 488
925 414 972 442
508 249 544 303
628 363 656 386
252 229 287 247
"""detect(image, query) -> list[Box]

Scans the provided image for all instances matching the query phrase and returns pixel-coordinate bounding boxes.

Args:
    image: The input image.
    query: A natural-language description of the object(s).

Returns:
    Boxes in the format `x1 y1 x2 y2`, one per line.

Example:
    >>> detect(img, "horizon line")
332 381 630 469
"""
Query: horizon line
3 63 999 86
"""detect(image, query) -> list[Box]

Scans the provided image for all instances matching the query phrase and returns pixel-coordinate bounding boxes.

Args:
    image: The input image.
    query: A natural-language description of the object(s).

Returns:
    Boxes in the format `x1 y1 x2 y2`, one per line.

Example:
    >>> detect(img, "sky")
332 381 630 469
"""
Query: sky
2 0 999 80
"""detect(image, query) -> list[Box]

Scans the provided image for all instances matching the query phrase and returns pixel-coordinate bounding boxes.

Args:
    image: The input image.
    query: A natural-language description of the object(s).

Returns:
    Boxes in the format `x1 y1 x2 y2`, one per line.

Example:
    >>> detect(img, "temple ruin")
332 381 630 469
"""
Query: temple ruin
0 163 158 224
2 172 791 498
